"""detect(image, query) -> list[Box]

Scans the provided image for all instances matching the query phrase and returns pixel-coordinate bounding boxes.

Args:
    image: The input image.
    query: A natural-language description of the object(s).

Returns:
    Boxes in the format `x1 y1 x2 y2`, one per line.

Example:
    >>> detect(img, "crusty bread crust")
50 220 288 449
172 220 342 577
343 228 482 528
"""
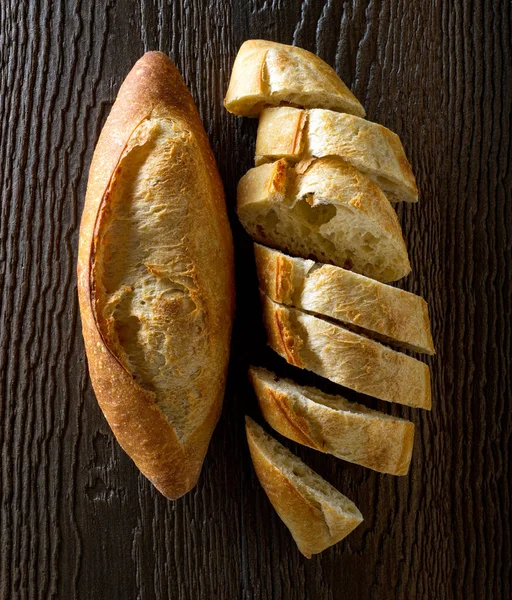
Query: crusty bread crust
224 40 365 118
245 417 363 557
254 245 434 354
249 367 415 475
260 294 431 409
255 107 418 203
237 158 411 282
77 52 235 500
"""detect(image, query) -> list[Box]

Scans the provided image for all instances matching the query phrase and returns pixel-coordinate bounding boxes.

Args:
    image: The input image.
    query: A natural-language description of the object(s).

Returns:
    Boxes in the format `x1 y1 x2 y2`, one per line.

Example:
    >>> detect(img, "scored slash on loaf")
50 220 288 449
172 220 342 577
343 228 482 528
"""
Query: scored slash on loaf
225 38 434 556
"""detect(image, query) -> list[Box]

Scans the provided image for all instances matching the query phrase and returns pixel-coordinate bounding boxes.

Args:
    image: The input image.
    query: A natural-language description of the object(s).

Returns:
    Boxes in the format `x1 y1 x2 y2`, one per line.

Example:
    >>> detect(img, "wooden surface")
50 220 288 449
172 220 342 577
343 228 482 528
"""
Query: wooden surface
1 1 511 598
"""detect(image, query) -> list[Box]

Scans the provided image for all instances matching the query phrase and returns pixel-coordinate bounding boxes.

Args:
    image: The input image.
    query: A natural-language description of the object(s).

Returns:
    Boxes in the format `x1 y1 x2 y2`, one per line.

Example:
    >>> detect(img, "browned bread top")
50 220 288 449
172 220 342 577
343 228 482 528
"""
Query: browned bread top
255 107 418 203
254 245 434 354
249 366 415 475
261 293 431 410
224 39 365 118
77 52 235 500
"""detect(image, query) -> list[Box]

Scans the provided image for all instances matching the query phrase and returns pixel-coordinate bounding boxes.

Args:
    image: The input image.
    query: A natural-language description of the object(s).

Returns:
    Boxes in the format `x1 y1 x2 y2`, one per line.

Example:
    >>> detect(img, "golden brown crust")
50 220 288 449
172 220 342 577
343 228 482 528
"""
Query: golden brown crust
255 107 418 203
224 40 365 118
250 380 322 452
254 245 435 354
260 294 431 410
249 367 415 475
245 417 363 557
77 52 235 500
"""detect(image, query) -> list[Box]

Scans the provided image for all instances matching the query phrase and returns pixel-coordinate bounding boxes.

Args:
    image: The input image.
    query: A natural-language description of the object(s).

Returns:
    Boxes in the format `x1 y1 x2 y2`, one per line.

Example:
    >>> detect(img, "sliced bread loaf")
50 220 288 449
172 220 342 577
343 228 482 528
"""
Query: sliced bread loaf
255 244 434 354
249 367 415 475
255 107 418 203
260 293 431 409
238 157 410 283
224 40 365 118
246 416 363 557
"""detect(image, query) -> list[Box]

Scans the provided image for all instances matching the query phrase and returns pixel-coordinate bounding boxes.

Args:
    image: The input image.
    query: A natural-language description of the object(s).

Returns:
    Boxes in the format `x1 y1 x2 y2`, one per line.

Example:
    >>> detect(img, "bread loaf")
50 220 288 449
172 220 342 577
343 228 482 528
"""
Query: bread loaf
77 52 235 500
224 39 365 118
261 293 431 409
246 417 363 557
238 157 411 282
255 245 434 354
249 367 415 475
255 107 418 203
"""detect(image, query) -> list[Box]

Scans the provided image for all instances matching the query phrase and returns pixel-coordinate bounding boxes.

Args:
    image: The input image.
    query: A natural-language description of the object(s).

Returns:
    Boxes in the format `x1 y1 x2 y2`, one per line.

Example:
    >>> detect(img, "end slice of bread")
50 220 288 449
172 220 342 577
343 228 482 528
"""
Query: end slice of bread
249 367 415 475
238 157 411 283
245 416 363 557
255 107 418 203
255 244 435 354
261 293 431 409
224 40 365 118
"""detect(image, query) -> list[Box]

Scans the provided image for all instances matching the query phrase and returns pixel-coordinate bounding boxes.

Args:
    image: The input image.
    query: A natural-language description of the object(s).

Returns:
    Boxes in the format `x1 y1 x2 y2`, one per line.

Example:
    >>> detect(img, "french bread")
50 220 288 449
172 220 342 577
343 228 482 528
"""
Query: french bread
255 107 418 203
260 293 431 409
255 245 434 354
249 367 415 475
224 39 365 118
245 417 363 557
77 52 235 500
238 157 411 282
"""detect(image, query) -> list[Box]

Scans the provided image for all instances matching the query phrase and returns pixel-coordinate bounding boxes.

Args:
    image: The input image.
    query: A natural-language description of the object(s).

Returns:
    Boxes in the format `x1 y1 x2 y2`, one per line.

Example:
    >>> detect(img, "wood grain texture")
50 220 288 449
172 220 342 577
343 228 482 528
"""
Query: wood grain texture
0 0 510 598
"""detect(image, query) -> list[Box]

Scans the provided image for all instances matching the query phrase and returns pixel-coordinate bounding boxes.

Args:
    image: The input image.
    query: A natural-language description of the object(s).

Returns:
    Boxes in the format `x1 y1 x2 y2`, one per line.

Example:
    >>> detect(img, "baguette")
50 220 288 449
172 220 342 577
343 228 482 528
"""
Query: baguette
245 417 363 557
255 107 418 203
224 39 365 118
77 52 235 500
249 367 415 475
255 245 434 354
261 293 431 409
238 157 410 282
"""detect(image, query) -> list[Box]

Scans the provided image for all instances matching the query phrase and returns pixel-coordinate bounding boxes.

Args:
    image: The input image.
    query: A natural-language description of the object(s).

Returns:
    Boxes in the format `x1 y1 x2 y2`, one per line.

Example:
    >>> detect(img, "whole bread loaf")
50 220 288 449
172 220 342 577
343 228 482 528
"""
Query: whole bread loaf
77 52 235 500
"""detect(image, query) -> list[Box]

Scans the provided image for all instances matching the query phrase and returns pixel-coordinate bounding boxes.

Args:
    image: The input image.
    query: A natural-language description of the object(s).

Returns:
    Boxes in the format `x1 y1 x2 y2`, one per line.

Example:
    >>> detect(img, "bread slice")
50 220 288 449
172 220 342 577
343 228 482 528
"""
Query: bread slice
245 417 363 557
261 293 431 409
255 107 418 203
249 367 415 475
224 39 365 118
255 245 435 354
238 157 410 283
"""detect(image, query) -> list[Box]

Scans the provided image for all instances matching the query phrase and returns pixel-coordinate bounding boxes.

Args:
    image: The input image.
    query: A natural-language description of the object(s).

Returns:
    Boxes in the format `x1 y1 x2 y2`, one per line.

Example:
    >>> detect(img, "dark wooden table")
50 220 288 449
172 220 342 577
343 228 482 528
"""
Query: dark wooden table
1 1 511 598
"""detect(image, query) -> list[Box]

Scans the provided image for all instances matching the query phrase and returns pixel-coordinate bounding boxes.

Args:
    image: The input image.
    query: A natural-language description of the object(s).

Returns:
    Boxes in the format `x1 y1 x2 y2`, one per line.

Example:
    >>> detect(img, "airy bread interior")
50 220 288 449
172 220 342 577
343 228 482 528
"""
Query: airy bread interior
246 417 362 519
93 118 207 441
238 158 410 283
